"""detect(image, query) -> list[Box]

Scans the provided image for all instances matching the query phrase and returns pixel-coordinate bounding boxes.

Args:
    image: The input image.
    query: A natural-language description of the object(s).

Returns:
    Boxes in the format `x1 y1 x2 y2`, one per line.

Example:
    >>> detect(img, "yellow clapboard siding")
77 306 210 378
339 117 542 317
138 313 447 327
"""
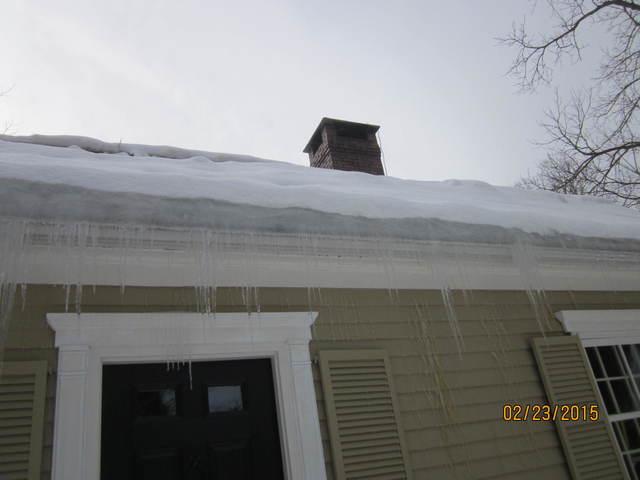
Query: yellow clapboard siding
7 285 640 480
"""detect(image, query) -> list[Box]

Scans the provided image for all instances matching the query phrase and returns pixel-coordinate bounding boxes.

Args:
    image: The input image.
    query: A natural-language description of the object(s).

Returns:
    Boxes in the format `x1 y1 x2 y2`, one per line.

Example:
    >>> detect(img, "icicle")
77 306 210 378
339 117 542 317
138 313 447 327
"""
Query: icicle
525 289 549 337
306 287 313 315
64 284 71 313
19 283 27 312
119 225 129 296
510 236 552 337
0 281 16 334
413 301 456 421
440 288 465 355
75 284 83 315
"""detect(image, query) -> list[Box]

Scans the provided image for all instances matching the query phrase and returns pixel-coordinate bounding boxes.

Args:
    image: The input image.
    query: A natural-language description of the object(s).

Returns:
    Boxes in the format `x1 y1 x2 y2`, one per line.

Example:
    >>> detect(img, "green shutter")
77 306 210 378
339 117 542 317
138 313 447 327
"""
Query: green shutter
532 336 628 480
0 361 47 480
318 349 412 480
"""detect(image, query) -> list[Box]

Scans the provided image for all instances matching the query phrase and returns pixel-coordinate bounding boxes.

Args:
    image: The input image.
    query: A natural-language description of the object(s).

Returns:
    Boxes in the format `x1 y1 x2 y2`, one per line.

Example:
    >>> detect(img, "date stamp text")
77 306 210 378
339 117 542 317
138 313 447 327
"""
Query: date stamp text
503 404 599 422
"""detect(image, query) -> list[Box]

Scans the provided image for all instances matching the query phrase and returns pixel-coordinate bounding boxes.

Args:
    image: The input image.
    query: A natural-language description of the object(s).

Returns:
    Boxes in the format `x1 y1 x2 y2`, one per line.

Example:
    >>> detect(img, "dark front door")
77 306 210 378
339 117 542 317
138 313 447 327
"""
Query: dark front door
101 359 284 480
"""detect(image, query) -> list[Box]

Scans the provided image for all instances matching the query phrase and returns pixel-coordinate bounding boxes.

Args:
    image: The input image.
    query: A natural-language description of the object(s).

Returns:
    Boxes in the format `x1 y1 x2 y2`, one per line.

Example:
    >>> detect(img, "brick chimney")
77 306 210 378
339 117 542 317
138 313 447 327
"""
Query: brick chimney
303 118 384 175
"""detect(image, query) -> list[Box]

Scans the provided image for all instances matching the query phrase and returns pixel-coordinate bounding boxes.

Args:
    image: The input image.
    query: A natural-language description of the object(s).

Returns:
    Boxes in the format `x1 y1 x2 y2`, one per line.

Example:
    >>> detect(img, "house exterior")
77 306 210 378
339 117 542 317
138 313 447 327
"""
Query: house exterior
1 119 640 480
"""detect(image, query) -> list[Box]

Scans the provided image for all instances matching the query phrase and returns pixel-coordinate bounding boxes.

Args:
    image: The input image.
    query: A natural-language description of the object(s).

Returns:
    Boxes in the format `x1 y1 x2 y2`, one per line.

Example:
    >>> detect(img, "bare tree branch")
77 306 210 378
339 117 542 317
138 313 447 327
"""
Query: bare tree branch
505 0 640 208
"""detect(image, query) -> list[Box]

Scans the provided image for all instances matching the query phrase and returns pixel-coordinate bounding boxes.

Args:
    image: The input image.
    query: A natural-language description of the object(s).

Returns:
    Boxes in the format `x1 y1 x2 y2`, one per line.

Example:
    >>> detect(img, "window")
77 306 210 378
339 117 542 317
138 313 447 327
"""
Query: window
586 344 640 478
554 309 640 480
136 388 177 417
207 385 244 413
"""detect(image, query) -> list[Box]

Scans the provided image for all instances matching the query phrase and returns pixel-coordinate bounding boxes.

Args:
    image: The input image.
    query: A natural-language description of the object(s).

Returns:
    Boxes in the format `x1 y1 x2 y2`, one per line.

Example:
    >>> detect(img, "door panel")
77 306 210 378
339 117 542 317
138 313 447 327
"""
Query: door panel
101 359 284 480
208 440 251 479
135 448 183 480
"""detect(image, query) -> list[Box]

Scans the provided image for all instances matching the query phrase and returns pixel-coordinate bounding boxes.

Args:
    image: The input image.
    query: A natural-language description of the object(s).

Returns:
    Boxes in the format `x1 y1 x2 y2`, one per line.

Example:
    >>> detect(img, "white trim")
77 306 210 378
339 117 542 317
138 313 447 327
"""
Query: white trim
47 312 327 480
556 310 640 344
6 219 640 291
16 235 640 292
608 411 640 423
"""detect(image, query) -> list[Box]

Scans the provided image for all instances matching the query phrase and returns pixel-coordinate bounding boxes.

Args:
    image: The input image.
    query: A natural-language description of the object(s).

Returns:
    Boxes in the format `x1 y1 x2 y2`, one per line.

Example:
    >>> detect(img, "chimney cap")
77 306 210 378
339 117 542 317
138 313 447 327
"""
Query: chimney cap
303 117 380 154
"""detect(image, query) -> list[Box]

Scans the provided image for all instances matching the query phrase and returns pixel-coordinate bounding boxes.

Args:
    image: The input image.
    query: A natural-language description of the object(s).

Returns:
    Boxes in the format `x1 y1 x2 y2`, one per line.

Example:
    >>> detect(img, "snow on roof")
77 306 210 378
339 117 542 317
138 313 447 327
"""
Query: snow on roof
1 134 640 244
0 134 276 163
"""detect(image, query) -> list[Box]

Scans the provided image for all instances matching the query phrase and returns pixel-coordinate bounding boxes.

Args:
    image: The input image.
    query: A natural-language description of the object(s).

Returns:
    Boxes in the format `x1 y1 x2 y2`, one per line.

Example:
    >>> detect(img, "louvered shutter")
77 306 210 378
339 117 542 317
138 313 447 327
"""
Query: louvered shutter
532 336 628 480
318 349 412 480
0 361 47 480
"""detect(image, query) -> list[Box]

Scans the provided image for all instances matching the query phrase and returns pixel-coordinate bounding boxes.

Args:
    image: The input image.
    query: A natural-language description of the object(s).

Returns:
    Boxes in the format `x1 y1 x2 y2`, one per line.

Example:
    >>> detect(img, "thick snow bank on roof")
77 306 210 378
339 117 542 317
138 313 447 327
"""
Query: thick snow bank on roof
1 135 640 243
0 134 276 163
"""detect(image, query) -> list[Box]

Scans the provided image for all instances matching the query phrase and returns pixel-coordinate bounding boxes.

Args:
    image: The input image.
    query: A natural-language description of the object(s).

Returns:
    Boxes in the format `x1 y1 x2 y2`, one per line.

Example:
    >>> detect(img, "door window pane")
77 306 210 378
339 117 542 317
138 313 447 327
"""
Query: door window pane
137 389 177 417
208 385 243 413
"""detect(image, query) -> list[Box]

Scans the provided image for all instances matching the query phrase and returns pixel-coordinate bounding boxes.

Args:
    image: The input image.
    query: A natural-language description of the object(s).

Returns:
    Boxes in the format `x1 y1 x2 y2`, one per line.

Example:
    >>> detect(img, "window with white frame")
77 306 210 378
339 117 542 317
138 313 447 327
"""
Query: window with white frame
556 309 640 480
585 343 640 478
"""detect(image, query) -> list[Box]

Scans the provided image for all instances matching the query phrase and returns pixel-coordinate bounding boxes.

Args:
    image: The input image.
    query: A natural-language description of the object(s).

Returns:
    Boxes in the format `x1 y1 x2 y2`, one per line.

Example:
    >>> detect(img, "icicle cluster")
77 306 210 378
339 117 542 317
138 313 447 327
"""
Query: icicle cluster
1 216 630 358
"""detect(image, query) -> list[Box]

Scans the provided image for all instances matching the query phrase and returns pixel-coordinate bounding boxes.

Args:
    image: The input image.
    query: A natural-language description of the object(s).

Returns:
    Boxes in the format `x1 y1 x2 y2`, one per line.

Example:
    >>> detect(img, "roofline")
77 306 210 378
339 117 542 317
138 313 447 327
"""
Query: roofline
10 220 640 291
303 117 380 153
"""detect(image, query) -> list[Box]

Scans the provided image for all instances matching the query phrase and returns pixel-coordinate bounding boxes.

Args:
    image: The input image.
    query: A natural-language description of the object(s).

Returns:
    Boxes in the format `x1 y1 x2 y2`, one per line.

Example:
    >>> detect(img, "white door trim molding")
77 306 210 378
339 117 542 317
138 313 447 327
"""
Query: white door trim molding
46 312 327 480
556 309 640 345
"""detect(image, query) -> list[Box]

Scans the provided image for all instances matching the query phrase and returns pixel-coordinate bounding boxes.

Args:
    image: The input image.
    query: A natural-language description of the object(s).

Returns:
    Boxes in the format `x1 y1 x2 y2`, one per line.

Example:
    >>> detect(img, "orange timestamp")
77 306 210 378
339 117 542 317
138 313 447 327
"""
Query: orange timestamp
503 403 600 422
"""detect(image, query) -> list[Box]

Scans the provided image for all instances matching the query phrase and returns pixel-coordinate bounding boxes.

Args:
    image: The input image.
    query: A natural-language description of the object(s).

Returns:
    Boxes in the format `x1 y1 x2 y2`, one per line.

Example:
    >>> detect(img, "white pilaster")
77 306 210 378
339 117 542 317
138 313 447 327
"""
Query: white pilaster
51 346 89 480
289 340 328 480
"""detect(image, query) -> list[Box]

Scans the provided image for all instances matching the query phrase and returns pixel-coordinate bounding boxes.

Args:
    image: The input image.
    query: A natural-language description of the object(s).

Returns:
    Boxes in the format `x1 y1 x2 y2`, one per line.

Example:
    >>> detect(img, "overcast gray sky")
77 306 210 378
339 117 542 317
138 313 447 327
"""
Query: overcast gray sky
0 0 602 186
